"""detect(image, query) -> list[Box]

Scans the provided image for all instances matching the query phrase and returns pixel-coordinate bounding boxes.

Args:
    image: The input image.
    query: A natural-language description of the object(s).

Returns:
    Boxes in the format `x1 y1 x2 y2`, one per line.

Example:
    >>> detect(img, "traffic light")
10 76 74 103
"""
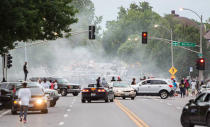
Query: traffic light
196 58 205 70
7 54 12 68
89 25 95 40
142 32 147 44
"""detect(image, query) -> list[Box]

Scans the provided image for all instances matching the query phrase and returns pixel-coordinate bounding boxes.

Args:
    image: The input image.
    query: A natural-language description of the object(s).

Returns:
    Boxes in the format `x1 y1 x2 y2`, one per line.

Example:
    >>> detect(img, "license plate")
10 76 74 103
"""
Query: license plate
29 104 33 107
91 93 96 96
125 93 129 96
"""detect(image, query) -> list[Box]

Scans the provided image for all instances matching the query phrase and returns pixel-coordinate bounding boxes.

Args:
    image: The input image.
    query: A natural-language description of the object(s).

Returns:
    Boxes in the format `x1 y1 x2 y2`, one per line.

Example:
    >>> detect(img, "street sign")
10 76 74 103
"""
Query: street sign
190 67 193 72
169 66 178 75
173 41 196 47
198 53 203 57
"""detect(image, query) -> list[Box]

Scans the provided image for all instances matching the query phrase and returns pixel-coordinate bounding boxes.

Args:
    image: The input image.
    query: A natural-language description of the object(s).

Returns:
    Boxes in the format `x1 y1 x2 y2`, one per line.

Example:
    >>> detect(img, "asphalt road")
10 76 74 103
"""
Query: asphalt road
0 95 204 127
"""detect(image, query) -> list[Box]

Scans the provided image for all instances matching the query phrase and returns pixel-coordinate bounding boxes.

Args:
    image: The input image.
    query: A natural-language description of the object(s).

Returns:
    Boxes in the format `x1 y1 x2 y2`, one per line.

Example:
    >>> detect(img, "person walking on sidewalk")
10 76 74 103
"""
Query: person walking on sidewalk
18 82 31 123
23 62 28 81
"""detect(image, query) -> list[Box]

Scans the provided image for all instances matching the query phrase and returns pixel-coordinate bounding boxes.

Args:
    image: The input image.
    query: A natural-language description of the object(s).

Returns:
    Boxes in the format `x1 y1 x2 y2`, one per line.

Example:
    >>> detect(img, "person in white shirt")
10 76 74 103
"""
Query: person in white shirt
191 80 196 96
54 80 58 90
42 79 49 89
18 82 31 123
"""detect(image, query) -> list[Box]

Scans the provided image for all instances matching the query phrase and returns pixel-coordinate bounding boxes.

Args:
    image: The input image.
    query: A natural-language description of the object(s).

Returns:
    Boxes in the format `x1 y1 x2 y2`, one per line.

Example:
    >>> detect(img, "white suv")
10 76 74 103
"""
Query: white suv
132 78 174 99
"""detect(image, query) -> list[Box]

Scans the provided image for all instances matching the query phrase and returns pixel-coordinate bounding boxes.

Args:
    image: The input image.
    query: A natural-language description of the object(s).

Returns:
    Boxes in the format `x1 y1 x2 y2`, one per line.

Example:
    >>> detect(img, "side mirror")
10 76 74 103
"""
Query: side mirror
189 99 195 104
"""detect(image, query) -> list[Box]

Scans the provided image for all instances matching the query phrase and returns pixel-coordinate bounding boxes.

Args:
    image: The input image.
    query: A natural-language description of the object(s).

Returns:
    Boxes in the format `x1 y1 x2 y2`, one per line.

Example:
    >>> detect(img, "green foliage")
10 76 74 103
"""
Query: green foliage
102 1 210 79
0 0 78 54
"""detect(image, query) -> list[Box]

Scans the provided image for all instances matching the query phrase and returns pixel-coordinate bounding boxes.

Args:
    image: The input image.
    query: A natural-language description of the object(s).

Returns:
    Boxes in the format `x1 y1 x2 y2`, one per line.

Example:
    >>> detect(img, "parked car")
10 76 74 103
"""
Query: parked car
110 81 136 100
44 89 59 107
181 91 210 127
132 78 174 99
11 82 49 114
81 84 114 103
0 82 22 109
30 77 81 96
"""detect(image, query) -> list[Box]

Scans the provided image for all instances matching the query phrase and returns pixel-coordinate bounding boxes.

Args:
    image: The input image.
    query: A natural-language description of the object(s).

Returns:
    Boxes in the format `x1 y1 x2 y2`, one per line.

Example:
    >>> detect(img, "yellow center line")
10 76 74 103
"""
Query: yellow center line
114 99 150 127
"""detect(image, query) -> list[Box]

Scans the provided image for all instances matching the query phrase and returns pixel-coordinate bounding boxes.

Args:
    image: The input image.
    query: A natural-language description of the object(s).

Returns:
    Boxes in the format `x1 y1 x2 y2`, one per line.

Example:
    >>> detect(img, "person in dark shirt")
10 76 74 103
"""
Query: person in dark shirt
23 62 28 81
96 77 101 87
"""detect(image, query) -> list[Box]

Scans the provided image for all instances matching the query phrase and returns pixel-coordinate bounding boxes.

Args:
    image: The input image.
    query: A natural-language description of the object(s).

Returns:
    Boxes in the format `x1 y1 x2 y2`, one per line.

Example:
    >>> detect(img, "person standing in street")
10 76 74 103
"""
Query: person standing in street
18 82 31 123
50 80 54 90
131 78 136 85
96 77 101 87
185 80 190 96
23 62 28 81
42 79 49 89
179 80 185 98
54 80 58 90
191 79 196 96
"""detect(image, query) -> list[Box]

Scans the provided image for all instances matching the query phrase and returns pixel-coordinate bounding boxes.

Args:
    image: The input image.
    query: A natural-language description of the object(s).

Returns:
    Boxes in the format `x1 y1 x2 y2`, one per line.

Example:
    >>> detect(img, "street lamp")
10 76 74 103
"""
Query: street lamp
154 24 174 67
179 8 204 83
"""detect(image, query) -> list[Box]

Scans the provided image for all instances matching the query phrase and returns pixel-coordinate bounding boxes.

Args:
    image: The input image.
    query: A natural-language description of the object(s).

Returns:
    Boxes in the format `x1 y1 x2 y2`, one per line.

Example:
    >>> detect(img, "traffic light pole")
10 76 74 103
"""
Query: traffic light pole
180 8 204 87
199 15 204 85
2 54 7 82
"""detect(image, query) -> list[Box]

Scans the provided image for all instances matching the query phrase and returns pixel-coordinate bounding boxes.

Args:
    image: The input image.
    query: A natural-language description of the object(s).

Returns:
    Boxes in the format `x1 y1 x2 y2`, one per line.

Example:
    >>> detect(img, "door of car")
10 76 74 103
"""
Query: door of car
149 80 167 93
138 80 151 93
199 93 210 124
189 93 206 123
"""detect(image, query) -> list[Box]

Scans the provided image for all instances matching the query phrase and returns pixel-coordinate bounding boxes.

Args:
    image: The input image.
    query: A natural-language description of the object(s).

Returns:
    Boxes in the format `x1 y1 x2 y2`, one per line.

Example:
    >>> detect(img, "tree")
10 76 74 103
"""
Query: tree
0 0 78 54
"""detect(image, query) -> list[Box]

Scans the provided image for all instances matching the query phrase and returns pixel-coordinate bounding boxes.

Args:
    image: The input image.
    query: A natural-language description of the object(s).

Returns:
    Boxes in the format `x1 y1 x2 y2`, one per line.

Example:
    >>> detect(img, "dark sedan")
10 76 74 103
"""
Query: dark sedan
11 85 48 114
181 91 210 127
81 84 114 103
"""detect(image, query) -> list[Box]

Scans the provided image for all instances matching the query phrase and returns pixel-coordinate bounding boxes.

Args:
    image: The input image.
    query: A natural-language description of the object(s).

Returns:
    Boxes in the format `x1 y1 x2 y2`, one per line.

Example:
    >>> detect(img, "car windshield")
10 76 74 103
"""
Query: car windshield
16 87 44 96
57 78 69 84
113 82 129 87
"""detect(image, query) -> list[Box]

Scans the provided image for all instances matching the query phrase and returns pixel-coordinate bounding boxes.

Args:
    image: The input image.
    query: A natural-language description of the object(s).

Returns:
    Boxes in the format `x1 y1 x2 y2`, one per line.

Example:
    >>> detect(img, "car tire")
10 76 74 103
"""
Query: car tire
61 89 67 96
87 100 91 103
131 97 135 100
110 98 114 102
81 99 86 103
73 93 79 96
206 113 210 127
105 99 109 103
181 114 194 127
41 109 48 114
159 90 169 99
122 97 126 99
11 107 17 115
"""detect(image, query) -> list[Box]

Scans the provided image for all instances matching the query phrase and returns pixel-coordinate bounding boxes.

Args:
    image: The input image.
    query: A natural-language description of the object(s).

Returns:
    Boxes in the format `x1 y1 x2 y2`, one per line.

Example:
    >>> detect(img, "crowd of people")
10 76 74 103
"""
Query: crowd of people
37 79 58 90
177 78 200 98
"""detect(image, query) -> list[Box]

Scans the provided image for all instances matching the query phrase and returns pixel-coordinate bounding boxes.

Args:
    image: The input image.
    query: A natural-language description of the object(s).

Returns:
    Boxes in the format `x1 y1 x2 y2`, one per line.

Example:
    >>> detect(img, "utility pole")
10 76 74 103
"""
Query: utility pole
180 8 204 85
2 54 6 82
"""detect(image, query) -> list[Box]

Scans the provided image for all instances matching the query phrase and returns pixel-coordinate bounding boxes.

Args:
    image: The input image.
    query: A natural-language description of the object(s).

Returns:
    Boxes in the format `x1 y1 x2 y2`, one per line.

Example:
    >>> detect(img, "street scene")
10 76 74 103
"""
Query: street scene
0 0 210 127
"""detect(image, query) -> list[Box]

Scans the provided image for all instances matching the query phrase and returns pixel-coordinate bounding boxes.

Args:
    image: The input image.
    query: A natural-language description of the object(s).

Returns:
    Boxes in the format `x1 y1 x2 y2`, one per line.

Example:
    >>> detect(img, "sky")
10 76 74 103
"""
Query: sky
91 0 210 29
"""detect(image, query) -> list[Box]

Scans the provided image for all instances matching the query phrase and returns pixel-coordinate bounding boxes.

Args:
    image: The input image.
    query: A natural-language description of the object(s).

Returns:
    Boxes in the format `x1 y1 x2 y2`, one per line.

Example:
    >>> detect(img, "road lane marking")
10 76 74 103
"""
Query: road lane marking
115 99 149 127
58 122 64 126
167 103 172 106
64 114 69 118
69 105 73 107
176 107 182 110
0 110 10 118
67 109 71 112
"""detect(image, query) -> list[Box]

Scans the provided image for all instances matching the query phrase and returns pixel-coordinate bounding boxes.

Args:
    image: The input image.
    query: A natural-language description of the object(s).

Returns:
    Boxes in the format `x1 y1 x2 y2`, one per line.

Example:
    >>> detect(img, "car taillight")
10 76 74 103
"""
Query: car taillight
168 85 173 88
82 89 89 92
98 89 106 92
